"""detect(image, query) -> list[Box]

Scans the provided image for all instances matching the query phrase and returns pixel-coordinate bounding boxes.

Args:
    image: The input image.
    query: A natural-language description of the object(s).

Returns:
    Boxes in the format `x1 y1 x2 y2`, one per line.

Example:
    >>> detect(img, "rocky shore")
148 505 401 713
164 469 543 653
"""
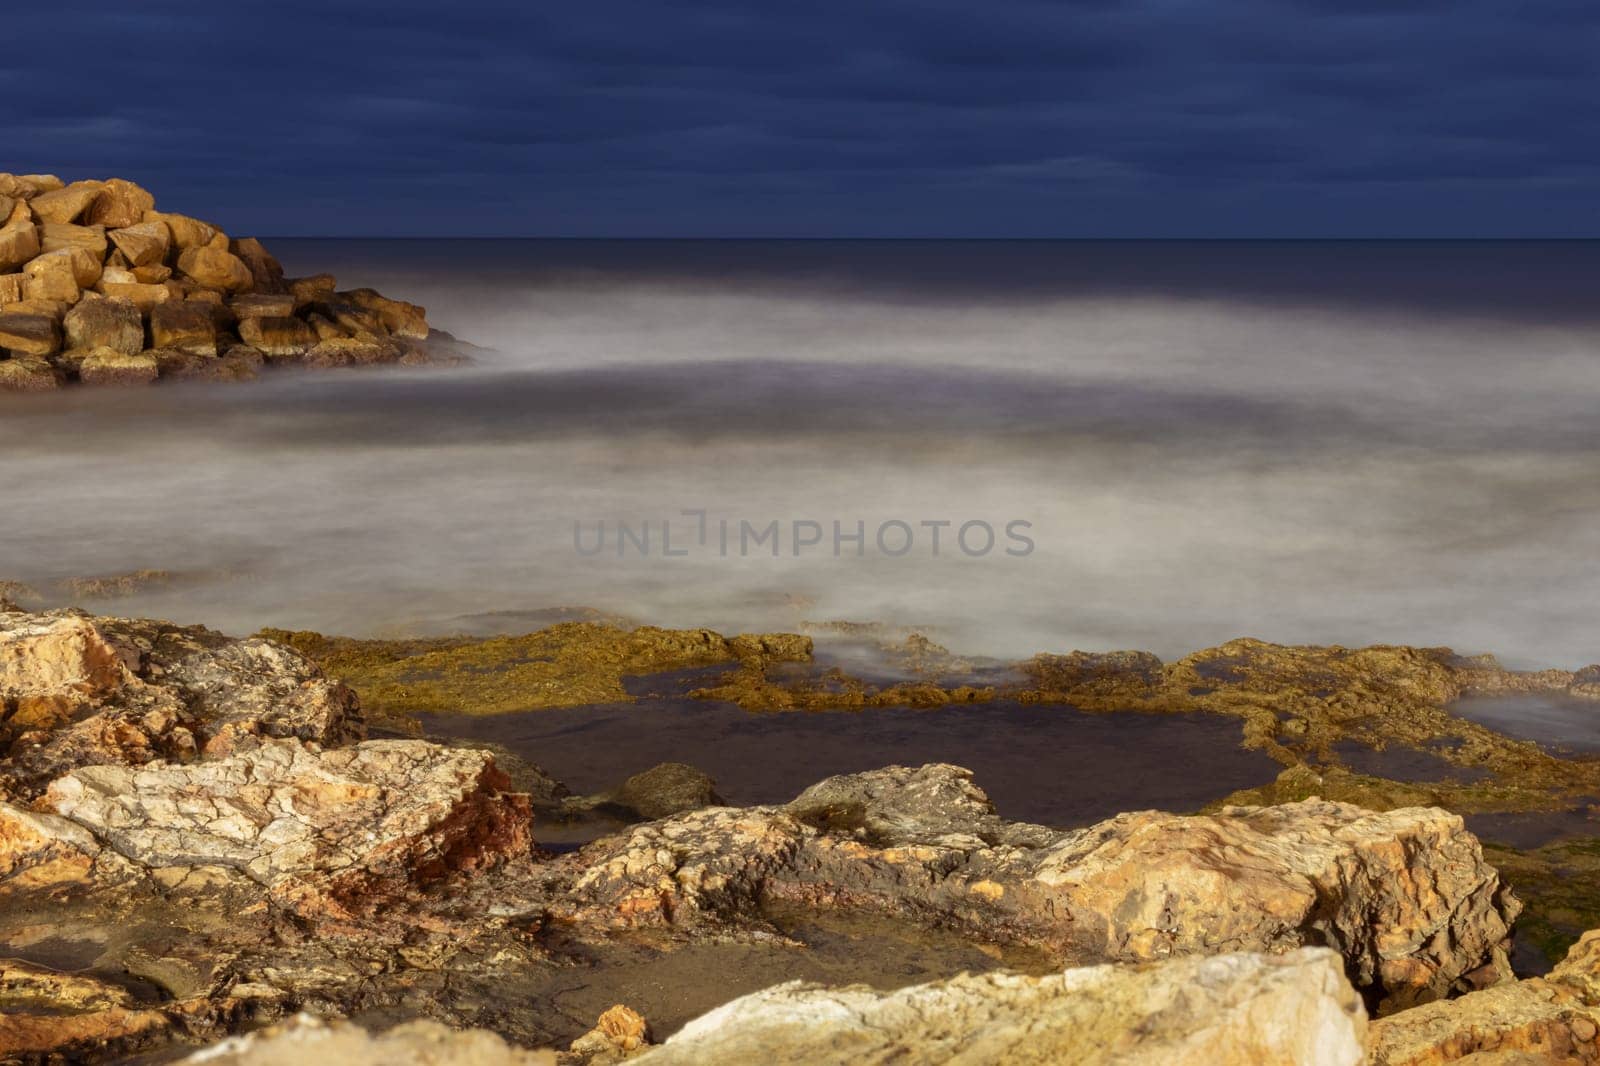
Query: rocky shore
3 600 1600 1063
0 174 451 390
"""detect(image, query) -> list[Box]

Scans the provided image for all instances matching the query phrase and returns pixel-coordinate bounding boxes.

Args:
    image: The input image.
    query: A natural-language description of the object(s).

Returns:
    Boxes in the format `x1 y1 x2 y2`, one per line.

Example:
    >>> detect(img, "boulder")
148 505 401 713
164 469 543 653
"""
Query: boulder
152 347 260 383
78 349 159 387
230 293 296 319
231 237 286 292
28 180 105 224
0 273 22 303
0 357 60 392
0 220 40 272
22 249 79 302
149 301 217 356
96 281 172 313
177 238 254 292
569 1005 653 1063
632 950 1366 1066
301 336 401 367
0 173 64 199
289 273 337 306
558 764 1518 1011
86 178 156 229
132 262 173 284
344 287 429 339
240 315 316 357
615 762 725 819
63 296 144 356
42 737 533 916
39 221 109 262
0 312 61 356
145 209 217 250
108 220 170 267
171 1015 557 1066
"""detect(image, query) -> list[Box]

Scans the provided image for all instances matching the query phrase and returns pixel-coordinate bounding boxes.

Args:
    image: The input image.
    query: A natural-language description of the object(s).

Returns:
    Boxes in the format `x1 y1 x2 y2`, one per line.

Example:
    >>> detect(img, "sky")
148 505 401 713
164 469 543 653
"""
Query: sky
9 0 1599 237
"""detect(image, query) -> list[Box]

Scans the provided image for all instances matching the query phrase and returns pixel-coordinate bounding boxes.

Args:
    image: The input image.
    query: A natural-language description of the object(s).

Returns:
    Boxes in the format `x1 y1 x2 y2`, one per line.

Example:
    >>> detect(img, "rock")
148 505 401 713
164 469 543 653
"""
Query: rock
240 315 316 357
0 220 40 271
0 173 64 199
172 1014 558 1065
0 356 60 391
1366 979 1600 1064
22 248 79 302
79 349 159 387
568 1005 653 1064
615 762 725 819
43 737 533 916
145 210 218 250
86 178 156 229
149 301 218 356
63 296 144 356
631 949 1365 1066
0 312 61 356
177 237 254 292
0 273 22 303
343 287 429 339
109 220 171 267
289 273 337 305
96 280 173 313
230 293 296 319
28 180 105 224
231 237 286 292
39 221 109 263
557 764 1517 1011
302 336 401 367
133 262 173 284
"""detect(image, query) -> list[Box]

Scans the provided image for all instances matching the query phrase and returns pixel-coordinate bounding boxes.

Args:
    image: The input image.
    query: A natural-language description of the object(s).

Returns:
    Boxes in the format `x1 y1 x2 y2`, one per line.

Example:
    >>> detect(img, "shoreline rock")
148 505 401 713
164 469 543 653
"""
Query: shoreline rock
0 173 456 390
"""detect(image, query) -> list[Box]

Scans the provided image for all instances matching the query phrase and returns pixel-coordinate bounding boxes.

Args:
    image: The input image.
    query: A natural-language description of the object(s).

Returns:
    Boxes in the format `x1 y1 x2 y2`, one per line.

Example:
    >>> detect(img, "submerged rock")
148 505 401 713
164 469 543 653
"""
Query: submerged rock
629 948 1365 1066
555 763 1517 1012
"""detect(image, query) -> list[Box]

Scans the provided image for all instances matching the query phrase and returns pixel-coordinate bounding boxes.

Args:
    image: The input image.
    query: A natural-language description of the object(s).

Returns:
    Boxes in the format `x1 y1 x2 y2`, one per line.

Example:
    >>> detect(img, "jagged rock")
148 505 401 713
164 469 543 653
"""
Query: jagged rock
0 219 40 272
231 292 296 319
344 287 429 339
28 180 105 224
173 1014 558 1065
146 209 218 250
63 295 144 355
302 336 401 366
0 272 22 303
133 262 173 284
567 1006 653 1064
289 273 337 305
79 349 159 386
631 949 1365 1066
615 762 725 820
0 311 60 356
0 356 59 391
231 237 286 293
108 219 170 267
149 301 218 356
22 248 79 302
86 178 156 229
240 314 316 356
0 173 64 199
0 608 363 800
97 280 172 313
177 236 254 292
39 221 109 267
41 737 532 916
556 764 1517 1011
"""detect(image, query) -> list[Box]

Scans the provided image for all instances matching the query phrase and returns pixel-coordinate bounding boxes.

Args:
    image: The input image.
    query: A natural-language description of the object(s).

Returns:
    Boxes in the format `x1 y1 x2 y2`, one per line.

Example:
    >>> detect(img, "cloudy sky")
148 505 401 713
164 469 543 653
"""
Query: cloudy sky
11 0 1598 236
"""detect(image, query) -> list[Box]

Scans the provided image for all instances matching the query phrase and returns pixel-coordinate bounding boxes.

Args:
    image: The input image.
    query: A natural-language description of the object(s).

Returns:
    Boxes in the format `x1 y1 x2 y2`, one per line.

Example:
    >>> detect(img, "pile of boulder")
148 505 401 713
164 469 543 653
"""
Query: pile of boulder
0 174 435 391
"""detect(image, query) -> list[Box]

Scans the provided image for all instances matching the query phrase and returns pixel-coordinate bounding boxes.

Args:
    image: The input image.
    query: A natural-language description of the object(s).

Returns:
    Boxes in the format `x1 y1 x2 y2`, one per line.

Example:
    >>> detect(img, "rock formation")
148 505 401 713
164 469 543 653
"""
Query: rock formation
0 173 446 389
627 948 1367 1066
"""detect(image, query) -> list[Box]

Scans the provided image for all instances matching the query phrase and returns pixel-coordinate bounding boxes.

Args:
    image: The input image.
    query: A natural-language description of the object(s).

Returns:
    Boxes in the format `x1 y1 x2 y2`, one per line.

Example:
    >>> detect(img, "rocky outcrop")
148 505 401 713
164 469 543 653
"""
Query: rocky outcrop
173 1014 557 1065
553 763 1517 1012
0 606 360 801
628 949 1365 1066
0 173 450 389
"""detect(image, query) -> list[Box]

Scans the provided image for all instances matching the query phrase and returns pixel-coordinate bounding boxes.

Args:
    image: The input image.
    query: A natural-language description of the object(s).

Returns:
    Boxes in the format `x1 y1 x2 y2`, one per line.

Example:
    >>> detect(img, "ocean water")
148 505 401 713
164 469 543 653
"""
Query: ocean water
2 240 1598 667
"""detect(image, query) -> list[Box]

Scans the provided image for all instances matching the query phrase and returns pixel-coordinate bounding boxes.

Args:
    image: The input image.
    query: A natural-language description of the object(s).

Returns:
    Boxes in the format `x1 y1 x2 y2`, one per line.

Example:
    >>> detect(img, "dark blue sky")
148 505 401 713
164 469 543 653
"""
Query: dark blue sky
11 1 1599 236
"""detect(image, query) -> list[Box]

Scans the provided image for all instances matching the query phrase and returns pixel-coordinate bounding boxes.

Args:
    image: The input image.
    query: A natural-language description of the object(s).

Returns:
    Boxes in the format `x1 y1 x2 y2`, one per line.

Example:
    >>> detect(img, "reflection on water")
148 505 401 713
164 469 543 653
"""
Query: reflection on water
419 695 1278 829
3 240 1600 665
1450 695 1600 754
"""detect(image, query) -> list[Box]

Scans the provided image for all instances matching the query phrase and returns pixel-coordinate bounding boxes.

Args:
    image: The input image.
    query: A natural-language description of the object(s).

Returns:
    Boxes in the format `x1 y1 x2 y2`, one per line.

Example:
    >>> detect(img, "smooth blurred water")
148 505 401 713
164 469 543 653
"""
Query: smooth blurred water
2 240 1598 666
